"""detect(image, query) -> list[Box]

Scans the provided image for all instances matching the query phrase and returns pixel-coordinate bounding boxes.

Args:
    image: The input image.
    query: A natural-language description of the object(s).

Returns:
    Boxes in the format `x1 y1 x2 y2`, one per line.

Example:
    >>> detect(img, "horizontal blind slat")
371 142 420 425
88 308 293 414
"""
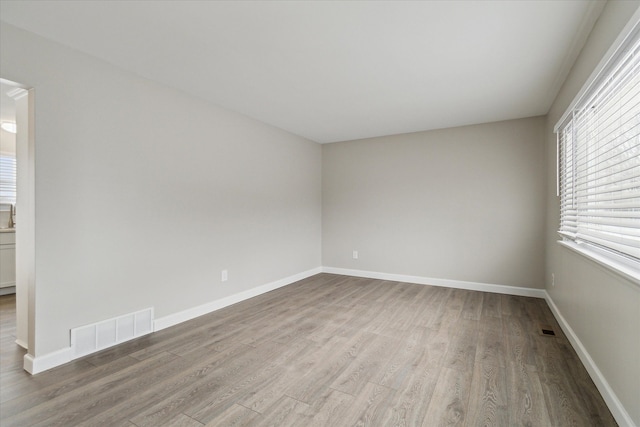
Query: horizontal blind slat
0 156 17 204
577 217 640 229
575 233 640 259
557 32 640 263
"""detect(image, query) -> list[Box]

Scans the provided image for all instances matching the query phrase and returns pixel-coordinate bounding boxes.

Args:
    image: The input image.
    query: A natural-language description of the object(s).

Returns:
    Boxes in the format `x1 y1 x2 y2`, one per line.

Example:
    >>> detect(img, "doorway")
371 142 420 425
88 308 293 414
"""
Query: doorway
0 77 35 371
1 81 17 296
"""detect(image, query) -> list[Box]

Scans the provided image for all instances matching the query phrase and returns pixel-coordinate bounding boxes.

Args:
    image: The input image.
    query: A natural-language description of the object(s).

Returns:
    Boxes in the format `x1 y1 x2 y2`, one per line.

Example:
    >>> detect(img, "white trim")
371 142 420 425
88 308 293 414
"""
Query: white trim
555 9 640 131
544 291 636 427
558 240 640 286
22 267 322 374
5 87 28 101
0 286 16 296
322 267 546 298
22 266 541 375
556 131 560 197
23 347 73 375
23 354 34 374
15 338 27 349
153 267 323 331
17 266 636 426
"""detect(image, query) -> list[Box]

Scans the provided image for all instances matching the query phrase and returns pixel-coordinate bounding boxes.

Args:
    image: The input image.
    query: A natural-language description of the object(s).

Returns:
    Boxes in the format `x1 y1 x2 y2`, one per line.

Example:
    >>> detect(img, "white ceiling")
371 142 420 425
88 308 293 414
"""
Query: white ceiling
0 1 604 143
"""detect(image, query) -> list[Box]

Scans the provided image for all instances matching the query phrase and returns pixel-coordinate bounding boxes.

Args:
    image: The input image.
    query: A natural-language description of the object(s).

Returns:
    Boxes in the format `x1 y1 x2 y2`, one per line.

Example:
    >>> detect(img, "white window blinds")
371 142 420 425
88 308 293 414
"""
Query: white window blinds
0 154 16 205
557 29 640 263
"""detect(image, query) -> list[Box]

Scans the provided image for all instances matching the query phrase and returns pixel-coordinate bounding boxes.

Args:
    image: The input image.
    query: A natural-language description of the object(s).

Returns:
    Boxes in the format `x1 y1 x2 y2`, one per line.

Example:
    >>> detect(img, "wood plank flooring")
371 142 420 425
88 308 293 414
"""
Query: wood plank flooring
0 274 617 426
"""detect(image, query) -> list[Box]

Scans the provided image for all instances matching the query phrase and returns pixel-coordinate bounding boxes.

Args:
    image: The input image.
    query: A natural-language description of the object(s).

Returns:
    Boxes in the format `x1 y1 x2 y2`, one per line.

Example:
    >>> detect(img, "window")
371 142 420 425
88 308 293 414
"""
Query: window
0 154 16 205
556 23 639 276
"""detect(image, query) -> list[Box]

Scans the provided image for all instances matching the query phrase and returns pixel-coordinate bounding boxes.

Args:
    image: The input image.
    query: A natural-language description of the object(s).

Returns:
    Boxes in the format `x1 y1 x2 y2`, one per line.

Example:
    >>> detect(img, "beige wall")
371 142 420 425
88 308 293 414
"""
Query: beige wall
323 116 546 289
0 23 322 356
544 1 640 425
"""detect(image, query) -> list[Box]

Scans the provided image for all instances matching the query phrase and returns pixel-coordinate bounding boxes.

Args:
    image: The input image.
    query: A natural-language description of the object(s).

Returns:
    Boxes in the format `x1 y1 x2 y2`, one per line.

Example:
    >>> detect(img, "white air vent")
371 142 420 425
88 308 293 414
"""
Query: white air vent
71 308 154 358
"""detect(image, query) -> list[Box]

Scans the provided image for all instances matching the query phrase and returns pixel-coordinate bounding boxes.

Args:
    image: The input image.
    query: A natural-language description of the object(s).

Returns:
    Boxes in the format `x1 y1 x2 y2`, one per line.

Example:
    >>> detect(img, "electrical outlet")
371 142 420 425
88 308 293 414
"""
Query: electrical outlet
551 273 555 287
221 269 228 282
353 250 358 259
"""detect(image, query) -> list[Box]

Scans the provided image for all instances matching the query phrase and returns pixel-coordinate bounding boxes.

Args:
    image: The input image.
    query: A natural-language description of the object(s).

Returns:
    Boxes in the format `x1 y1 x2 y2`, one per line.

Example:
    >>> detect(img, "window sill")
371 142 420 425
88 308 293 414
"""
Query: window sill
557 240 640 287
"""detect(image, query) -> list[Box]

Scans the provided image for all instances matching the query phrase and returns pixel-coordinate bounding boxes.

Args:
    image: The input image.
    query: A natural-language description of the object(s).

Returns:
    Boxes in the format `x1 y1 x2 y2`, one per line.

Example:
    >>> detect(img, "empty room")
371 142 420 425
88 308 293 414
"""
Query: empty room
0 1 638 426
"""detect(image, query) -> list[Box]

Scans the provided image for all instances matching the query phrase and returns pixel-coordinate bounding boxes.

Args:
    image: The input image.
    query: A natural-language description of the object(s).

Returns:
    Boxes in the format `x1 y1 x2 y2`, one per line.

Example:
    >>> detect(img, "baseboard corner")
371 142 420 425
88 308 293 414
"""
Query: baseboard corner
322 266 546 298
24 347 72 375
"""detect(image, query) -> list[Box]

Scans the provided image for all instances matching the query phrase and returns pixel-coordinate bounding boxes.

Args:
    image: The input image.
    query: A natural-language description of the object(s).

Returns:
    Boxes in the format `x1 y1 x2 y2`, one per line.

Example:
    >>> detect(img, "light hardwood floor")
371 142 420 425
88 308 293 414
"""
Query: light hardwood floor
0 274 616 426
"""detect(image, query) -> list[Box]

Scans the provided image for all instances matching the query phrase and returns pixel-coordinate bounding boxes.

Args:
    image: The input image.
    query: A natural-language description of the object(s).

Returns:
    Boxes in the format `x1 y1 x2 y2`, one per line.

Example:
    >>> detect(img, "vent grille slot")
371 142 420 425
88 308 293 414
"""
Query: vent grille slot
71 308 153 358
539 325 556 336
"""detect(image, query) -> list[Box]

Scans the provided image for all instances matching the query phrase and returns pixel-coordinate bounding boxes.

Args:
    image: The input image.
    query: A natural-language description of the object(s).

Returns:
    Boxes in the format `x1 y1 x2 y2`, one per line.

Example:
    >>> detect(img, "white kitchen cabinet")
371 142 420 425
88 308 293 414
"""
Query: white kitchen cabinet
0 230 16 291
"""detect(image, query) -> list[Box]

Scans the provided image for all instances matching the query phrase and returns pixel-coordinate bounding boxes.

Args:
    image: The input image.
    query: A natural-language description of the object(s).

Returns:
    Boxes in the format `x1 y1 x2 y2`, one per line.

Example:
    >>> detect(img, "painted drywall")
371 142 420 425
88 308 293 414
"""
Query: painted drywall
544 1 640 425
0 23 322 356
323 117 546 289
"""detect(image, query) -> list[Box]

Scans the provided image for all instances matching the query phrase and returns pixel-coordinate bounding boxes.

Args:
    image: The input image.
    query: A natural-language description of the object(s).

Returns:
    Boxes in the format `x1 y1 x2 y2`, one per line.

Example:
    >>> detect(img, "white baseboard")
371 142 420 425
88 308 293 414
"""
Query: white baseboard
544 292 636 427
19 265 635 426
23 267 322 375
24 347 72 375
322 267 546 298
327 267 635 426
15 267 543 376
0 286 16 295
153 267 323 332
15 338 27 349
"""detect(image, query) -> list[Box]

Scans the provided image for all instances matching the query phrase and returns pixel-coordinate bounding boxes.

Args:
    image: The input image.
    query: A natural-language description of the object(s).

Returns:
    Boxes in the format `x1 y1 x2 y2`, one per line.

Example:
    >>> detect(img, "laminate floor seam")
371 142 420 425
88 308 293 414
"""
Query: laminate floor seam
234 402 263 415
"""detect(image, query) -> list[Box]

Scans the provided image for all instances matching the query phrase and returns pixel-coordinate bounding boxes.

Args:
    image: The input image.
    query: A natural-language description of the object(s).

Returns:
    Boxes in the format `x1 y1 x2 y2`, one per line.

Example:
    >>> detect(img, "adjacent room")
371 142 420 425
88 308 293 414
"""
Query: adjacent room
0 1 638 426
